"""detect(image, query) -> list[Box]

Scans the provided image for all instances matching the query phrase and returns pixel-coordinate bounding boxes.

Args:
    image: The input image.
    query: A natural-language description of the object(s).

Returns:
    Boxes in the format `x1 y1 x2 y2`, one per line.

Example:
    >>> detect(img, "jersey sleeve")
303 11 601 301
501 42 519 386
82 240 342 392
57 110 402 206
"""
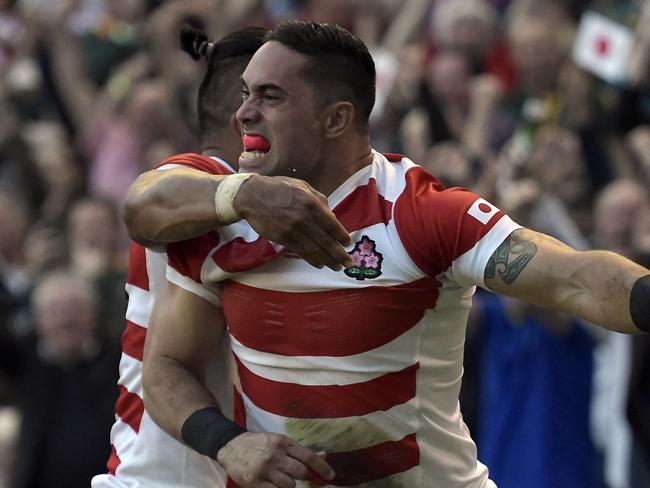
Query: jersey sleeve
395 167 521 289
148 153 232 305
153 153 233 175
165 232 223 306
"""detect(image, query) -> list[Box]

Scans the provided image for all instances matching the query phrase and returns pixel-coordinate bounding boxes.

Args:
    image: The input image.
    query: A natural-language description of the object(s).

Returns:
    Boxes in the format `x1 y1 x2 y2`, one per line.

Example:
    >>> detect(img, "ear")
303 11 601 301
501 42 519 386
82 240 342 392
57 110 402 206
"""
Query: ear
322 102 355 139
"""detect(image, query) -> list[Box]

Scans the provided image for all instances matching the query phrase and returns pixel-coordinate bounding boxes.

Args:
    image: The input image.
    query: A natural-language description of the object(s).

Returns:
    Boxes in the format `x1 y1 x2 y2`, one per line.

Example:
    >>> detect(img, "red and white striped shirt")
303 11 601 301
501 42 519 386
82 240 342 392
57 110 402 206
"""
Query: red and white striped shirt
92 154 242 488
167 151 518 488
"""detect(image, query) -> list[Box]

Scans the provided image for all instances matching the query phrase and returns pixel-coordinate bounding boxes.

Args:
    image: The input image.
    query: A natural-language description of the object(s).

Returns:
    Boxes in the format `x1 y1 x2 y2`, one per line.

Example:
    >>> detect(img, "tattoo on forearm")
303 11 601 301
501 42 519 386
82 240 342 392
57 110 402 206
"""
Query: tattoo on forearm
484 230 537 284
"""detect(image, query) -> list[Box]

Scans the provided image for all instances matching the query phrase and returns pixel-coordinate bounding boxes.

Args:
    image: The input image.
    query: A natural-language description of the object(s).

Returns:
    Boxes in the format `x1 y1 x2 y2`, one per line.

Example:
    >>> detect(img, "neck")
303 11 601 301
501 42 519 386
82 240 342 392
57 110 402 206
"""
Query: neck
201 133 240 171
201 145 230 162
311 138 374 196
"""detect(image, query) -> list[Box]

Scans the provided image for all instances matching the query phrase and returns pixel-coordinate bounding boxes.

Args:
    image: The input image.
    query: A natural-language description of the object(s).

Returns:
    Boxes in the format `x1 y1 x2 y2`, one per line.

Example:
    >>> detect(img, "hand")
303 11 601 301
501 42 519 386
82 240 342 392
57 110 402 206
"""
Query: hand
24 226 67 278
234 175 354 271
469 74 504 109
217 432 335 488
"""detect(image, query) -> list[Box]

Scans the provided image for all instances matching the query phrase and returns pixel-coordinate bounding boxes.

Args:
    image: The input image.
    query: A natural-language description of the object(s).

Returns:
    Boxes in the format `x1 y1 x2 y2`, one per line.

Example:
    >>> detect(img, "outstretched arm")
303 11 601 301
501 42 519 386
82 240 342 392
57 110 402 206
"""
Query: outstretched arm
143 281 335 486
124 169 353 270
484 228 649 334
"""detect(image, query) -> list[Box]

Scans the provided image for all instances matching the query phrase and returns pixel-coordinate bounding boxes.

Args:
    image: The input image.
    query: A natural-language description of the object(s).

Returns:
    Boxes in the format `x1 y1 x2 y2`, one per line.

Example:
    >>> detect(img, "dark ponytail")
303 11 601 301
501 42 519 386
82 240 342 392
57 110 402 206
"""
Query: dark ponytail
180 24 267 135
180 24 214 61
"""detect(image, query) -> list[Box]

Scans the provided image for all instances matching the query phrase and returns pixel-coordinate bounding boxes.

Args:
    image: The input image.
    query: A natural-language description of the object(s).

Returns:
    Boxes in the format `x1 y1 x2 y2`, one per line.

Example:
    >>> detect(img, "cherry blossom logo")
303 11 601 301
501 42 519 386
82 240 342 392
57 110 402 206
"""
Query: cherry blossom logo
344 235 383 281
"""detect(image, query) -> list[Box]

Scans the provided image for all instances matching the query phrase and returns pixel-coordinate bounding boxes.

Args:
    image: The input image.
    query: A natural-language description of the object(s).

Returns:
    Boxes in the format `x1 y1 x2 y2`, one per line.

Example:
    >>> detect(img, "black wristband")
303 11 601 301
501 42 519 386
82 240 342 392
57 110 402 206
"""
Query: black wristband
181 407 247 459
630 275 650 333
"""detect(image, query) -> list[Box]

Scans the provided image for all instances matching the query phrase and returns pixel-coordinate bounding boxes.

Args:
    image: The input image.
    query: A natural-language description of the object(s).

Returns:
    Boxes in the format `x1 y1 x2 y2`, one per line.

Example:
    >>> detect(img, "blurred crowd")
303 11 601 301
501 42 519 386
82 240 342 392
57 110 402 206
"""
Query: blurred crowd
0 0 648 487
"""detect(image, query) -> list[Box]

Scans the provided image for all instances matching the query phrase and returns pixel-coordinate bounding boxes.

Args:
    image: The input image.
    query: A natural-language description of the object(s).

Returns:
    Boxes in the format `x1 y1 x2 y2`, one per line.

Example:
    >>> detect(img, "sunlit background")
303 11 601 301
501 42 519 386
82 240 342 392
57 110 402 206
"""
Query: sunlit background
0 1 648 487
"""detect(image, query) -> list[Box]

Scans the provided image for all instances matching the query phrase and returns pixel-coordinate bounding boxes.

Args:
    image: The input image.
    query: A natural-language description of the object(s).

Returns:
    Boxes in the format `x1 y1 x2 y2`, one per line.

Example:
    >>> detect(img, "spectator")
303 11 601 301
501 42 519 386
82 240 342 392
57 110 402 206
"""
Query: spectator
0 270 119 488
590 179 649 488
67 197 127 341
0 0 647 485
525 126 592 249
22 121 84 226
472 179 597 488
431 0 499 73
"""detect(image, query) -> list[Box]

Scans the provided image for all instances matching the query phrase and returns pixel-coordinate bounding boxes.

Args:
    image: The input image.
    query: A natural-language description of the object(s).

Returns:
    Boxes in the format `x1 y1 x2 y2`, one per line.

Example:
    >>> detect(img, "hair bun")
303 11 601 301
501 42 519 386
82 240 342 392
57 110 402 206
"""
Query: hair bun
180 24 213 60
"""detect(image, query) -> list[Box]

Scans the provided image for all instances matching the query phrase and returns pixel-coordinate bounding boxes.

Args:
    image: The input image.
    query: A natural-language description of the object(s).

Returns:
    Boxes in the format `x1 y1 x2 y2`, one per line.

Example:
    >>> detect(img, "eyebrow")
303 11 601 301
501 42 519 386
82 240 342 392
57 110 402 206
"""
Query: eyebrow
241 78 286 94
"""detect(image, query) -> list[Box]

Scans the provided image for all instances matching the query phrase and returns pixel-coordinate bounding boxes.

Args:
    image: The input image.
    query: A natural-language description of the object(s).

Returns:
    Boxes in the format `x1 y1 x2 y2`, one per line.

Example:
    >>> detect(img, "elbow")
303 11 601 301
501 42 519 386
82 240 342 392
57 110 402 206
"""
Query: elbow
142 353 168 424
141 355 164 428
123 187 164 248
123 190 147 243
141 354 156 404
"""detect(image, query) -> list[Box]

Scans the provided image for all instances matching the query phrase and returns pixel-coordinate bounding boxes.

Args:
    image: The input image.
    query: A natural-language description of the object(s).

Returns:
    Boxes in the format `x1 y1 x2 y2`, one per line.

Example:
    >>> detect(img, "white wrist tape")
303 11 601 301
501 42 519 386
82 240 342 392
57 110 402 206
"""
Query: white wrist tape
214 173 253 224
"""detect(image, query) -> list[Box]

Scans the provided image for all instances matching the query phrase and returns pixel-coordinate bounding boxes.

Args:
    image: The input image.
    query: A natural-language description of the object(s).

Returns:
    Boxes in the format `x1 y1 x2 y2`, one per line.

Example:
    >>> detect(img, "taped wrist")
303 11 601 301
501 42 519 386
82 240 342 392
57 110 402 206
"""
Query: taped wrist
181 407 247 459
630 275 650 332
214 173 253 224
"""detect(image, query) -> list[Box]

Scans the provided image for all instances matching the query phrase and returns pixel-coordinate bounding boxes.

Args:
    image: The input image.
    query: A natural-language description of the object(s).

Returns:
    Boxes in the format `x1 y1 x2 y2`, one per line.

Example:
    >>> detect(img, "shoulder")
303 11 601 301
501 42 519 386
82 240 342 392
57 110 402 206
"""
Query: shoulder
153 153 234 175
394 164 483 220
372 151 492 224
383 156 509 279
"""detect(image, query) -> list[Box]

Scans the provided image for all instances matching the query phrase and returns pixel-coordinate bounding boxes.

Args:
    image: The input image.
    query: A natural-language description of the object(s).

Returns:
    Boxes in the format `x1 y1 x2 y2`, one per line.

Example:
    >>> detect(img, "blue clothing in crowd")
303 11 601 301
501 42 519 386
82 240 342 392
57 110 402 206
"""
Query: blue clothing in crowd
476 292 597 488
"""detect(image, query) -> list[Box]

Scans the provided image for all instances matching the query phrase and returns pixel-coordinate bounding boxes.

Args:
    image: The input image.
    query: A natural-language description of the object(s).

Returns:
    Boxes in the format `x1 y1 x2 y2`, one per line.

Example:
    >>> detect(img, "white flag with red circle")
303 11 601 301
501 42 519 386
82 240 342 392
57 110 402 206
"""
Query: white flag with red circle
573 11 636 84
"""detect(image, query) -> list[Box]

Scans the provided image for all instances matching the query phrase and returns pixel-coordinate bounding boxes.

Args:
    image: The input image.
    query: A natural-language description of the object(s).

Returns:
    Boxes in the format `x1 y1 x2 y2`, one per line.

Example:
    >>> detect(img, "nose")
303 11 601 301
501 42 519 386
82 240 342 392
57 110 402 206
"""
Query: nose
236 96 259 128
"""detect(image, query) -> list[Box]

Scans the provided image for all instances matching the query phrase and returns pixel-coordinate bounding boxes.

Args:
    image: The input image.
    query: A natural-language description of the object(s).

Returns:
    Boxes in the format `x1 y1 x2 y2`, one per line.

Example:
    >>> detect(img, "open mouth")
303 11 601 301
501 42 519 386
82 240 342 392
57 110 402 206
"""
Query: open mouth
242 134 271 159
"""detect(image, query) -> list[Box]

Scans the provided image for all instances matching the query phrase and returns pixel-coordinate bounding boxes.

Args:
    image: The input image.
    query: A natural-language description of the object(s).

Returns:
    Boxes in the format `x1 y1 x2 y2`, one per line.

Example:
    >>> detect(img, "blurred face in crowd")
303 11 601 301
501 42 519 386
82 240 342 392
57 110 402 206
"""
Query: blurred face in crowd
528 127 589 205
449 16 492 59
124 80 170 138
68 199 117 254
24 122 81 196
508 16 567 96
34 275 97 364
427 51 470 108
68 199 118 277
434 0 496 61
237 41 325 181
594 180 649 257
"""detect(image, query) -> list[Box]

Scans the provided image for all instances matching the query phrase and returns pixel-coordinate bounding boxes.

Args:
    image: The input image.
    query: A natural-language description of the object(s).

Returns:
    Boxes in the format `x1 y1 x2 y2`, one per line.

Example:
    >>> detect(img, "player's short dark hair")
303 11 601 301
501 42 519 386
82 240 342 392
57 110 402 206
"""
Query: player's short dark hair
180 24 266 136
266 20 376 132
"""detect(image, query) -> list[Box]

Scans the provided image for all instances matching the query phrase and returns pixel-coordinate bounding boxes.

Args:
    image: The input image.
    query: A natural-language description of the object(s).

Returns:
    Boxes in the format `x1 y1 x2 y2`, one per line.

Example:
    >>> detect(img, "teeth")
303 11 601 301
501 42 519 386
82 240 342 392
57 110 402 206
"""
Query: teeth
241 150 268 159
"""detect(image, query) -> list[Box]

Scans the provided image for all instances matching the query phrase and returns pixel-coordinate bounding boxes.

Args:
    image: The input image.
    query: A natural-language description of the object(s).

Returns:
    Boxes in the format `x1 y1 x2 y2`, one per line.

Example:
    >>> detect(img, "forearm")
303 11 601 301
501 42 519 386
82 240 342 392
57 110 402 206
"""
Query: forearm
485 229 648 334
124 169 225 246
143 354 218 441
383 0 431 53
560 250 648 334
462 104 493 157
143 280 240 455
125 168 354 269
46 24 98 133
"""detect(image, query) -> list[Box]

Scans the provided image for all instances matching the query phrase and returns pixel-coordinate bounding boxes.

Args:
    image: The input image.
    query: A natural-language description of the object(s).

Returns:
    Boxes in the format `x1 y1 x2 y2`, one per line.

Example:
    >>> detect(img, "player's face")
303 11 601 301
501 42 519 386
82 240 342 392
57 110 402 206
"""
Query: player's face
236 41 325 180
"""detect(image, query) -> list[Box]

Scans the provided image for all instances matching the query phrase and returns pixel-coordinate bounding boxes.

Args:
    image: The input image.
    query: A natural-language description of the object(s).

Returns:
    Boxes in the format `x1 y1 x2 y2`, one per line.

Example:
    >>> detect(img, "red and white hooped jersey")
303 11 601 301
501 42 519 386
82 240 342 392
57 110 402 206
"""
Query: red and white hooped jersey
167 151 518 488
92 154 241 488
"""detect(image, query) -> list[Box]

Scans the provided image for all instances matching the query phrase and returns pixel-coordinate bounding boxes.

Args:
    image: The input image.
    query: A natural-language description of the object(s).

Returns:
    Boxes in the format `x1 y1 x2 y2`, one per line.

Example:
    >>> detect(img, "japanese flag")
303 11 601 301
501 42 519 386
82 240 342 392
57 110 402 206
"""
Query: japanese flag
573 11 635 84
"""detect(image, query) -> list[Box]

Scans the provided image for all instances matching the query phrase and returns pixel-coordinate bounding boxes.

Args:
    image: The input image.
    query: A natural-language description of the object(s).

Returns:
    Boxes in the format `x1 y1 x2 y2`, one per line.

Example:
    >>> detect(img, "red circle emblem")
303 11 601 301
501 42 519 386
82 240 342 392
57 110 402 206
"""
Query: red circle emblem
478 203 492 213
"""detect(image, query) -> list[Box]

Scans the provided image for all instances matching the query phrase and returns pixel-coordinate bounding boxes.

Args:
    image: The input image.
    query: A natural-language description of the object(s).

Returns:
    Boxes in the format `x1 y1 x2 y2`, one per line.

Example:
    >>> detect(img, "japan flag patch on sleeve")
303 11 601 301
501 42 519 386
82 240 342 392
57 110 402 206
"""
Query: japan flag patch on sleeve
467 198 499 225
